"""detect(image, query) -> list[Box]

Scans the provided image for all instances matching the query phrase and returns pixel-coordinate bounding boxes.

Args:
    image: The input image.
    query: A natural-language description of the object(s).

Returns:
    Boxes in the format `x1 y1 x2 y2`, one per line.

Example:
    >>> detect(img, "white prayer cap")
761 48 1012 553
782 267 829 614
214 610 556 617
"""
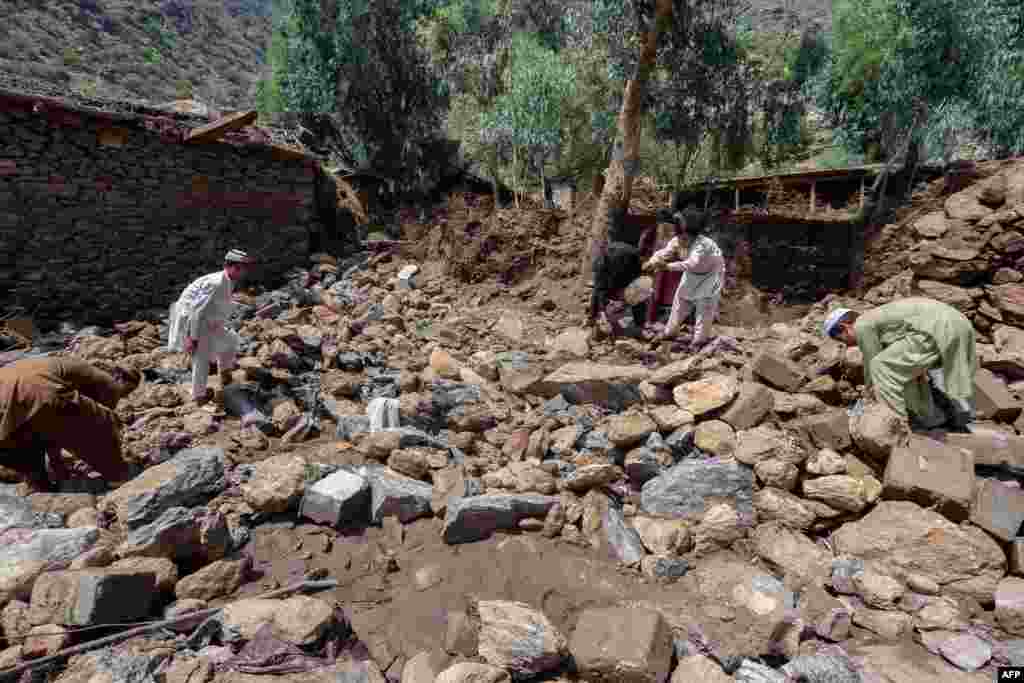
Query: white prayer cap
823 308 852 338
225 249 254 264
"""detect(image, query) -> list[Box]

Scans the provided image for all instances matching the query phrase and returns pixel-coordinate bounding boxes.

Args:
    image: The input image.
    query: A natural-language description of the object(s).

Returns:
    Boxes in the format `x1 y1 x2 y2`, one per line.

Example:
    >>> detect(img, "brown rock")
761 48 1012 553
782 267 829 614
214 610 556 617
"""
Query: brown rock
694 420 736 457
945 191 993 221
752 488 818 530
803 475 869 513
174 558 248 601
605 413 658 448
672 374 738 417
361 430 402 460
914 211 949 238
850 400 908 460
752 352 805 392
971 478 1024 543
436 663 510 683
975 368 1022 422
22 624 70 659
477 600 567 677
751 522 831 584
109 557 178 593
720 382 774 431
240 454 308 514
754 459 798 491
631 517 691 555
388 448 432 480
831 501 1006 601
996 576 1024 635
569 608 673 683
882 434 976 522
220 595 337 645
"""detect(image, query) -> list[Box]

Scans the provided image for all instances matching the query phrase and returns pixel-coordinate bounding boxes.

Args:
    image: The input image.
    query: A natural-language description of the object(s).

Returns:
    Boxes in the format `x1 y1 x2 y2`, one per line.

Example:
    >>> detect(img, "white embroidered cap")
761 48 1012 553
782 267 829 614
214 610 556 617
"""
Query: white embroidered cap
823 308 852 338
225 249 254 264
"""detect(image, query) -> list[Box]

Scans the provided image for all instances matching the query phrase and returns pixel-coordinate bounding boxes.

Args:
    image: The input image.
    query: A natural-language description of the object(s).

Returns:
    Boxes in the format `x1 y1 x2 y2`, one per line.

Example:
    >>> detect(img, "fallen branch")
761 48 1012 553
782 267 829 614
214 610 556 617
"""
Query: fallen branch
0 578 339 681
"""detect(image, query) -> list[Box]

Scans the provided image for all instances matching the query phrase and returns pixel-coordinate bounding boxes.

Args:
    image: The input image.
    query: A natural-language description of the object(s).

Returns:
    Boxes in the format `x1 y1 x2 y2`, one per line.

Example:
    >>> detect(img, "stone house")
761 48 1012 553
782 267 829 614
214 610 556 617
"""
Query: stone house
0 86 349 326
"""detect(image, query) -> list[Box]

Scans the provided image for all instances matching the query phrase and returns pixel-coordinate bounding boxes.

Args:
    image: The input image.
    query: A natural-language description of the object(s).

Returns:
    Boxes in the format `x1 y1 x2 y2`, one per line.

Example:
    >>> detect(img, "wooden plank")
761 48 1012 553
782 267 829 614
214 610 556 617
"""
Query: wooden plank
184 110 257 144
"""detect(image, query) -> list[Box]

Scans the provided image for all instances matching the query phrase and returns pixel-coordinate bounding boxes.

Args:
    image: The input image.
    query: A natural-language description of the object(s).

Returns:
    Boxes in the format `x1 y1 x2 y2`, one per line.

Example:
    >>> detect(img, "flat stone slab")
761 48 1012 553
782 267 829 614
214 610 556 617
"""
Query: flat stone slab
300 469 371 527
444 494 559 544
640 458 754 521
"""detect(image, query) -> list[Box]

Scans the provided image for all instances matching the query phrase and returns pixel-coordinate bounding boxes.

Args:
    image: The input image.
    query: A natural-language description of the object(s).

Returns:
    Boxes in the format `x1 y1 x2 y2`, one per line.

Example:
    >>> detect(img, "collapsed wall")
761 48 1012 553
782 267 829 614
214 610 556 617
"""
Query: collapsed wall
0 90 327 327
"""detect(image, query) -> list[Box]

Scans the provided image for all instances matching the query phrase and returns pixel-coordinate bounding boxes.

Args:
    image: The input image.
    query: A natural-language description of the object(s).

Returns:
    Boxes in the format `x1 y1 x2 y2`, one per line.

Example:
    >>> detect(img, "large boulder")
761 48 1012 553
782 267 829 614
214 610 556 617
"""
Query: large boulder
100 447 228 529
831 501 1005 601
534 362 649 410
477 600 567 677
850 401 908 461
640 459 754 521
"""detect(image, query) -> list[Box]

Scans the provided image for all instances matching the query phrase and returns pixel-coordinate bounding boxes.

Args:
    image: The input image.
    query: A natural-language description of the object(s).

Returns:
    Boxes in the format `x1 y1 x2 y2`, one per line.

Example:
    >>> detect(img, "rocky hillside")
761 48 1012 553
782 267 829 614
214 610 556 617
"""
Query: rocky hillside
0 0 828 110
0 162 1023 682
0 0 273 107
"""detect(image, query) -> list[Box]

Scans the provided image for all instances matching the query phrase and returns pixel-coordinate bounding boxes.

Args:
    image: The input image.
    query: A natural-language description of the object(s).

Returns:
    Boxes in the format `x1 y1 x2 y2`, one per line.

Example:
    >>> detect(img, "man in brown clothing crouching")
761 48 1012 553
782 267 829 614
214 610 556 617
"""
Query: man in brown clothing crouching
0 357 141 491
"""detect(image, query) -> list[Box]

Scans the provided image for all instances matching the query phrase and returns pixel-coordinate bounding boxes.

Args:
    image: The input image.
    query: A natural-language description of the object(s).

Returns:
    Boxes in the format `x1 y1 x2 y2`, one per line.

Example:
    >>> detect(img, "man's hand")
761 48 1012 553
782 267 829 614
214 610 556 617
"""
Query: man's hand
184 336 197 354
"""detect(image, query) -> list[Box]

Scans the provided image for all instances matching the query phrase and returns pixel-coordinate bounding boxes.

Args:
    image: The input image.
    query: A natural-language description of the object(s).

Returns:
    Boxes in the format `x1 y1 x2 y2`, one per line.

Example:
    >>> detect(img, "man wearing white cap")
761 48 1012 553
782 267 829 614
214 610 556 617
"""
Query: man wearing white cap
823 297 977 430
168 249 255 405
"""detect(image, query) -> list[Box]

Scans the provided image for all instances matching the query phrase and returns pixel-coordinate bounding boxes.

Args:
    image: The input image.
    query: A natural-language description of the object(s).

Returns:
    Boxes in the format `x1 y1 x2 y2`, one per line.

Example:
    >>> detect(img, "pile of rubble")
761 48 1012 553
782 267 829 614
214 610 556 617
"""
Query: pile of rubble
7 167 1024 683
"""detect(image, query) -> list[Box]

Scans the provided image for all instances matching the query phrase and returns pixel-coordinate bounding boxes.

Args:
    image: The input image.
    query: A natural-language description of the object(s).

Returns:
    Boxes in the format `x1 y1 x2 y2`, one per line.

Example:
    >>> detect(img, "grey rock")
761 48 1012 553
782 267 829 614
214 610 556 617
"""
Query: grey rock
640 458 754 520
365 469 434 524
300 469 371 527
734 659 787 683
1005 639 1024 666
120 507 230 564
543 395 572 416
222 383 263 419
335 415 371 441
601 505 645 565
444 494 560 544
0 527 100 573
0 495 63 533
643 556 690 579
665 426 696 456
114 448 228 529
831 557 865 595
32 569 156 626
781 655 861 683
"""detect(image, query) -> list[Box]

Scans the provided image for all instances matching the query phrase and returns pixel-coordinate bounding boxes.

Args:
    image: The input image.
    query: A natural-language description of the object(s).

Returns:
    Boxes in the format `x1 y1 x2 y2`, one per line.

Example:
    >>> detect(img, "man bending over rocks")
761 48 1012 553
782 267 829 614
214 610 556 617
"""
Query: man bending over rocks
824 297 977 431
0 357 141 491
168 249 254 405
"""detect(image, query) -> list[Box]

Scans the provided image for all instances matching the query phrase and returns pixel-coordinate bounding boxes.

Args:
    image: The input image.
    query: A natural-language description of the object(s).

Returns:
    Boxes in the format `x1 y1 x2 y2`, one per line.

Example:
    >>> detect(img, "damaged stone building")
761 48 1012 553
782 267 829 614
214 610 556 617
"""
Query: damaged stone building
0 85 350 326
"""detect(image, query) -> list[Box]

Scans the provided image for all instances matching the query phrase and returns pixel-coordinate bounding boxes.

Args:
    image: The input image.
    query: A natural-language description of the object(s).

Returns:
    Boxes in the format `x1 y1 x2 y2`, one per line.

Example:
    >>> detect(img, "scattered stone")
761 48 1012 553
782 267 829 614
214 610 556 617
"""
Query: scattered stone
364 468 434 524
850 400 908 460
720 382 774 431
30 568 156 626
914 211 950 238
300 468 371 527
832 501 1006 601
672 374 738 417
605 413 658 448
174 558 248 601
536 362 649 411
976 368 1022 422
443 494 558 544
801 410 852 451
939 633 992 672
220 595 338 645
0 527 100 603
240 454 309 514
631 517 691 555
435 663 510 683
671 655 731 683
570 607 673 683
806 449 847 476
564 464 624 493
694 420 736 457
997 576 1024 635
477 600 567 677
803 475 869 513
100 447 228 529
640 458 754 521
22 624 71 659
117 506 230 565
752 488 819 530
970 478 1024 542
854 570 905 609
883 434 976 522
110 557 178 593
752 352 805 392
641 555 689 580
754 459 799 491
752 522 831 583
852 606 912 640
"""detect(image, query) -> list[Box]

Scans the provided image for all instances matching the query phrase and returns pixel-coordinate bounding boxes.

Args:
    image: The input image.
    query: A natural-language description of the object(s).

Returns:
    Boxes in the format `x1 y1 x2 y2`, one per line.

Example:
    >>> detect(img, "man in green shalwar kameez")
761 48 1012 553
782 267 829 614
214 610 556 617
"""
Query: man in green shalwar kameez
823 297 978 430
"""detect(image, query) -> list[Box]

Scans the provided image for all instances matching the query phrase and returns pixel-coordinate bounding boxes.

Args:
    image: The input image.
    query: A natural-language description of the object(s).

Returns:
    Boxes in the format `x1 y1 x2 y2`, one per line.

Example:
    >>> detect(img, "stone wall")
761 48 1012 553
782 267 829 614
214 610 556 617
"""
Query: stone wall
717 215 857 302
0 96 327 326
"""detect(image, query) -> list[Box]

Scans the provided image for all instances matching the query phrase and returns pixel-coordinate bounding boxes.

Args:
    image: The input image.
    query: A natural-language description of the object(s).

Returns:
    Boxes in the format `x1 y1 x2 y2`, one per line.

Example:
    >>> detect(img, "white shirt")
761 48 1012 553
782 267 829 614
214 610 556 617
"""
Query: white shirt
167 270 235 351
649 235 725 300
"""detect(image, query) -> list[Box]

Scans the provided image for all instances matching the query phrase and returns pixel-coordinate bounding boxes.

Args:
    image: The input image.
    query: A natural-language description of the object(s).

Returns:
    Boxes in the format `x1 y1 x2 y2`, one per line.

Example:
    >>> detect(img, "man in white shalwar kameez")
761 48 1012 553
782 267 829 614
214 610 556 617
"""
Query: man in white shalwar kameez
168 249 254 404
643 211 725 351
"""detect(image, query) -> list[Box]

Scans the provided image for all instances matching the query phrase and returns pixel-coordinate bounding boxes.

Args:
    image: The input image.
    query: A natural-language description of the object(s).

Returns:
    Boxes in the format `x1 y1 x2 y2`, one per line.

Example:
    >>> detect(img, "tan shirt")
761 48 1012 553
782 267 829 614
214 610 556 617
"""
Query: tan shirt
0 358 120 445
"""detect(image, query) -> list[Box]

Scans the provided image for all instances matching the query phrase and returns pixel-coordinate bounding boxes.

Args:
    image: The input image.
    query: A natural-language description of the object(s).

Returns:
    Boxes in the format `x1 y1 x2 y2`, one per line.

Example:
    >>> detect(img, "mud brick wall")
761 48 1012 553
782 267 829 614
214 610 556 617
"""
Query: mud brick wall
0 101 323 326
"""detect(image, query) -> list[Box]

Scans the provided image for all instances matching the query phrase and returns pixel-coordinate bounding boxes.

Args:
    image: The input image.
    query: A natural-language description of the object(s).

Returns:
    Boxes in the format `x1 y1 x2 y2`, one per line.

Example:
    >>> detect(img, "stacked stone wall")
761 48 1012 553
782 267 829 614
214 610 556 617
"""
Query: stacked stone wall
0 100 322 325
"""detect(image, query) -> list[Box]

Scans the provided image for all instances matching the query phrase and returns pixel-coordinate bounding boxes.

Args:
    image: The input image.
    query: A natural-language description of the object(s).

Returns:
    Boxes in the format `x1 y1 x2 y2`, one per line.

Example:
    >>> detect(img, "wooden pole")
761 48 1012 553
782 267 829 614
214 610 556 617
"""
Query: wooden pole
0 579 339 681
809 181 816 215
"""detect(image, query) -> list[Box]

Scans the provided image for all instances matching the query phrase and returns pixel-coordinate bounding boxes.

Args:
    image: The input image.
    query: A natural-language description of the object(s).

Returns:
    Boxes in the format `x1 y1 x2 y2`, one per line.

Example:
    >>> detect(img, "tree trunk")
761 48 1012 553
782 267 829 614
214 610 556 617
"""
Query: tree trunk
581 0 674 288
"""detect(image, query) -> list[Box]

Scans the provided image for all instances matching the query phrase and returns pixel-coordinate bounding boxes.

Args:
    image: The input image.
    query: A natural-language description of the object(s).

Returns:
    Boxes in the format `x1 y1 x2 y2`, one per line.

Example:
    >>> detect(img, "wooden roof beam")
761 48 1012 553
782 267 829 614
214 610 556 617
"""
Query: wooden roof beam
184 110 258 144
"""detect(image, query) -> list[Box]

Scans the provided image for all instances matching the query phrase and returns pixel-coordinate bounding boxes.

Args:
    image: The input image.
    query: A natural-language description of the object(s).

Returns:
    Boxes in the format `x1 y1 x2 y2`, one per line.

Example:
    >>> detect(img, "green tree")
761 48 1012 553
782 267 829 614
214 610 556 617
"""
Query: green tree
479 33 575 206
